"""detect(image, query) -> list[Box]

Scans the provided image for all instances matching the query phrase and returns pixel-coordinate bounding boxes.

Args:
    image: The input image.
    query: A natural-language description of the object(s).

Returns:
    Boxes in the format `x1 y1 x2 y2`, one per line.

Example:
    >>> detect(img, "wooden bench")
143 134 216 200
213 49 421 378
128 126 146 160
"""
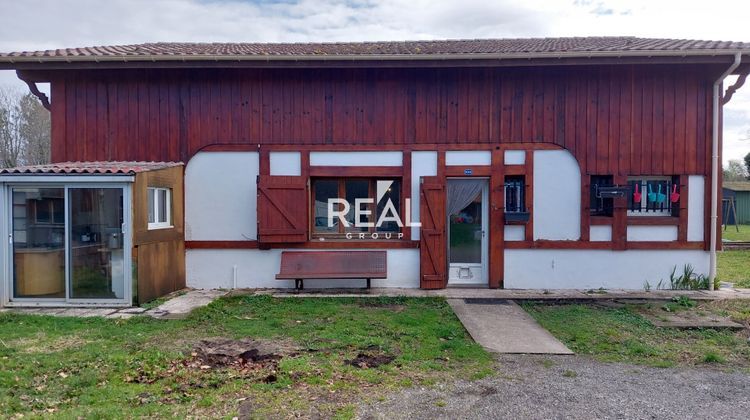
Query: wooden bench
276 251 387 290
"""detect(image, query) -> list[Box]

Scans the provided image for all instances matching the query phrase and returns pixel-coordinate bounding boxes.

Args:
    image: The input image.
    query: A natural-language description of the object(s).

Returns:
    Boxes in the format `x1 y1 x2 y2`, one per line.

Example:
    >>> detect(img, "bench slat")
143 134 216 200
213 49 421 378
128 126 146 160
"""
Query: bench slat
276 251 387 278
276 251 387 290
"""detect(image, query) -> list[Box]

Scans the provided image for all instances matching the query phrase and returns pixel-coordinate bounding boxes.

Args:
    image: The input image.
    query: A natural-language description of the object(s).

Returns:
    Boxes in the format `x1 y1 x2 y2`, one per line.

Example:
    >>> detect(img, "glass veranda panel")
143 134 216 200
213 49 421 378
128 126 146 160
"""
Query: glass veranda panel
68 188 125 300
11 187 66 299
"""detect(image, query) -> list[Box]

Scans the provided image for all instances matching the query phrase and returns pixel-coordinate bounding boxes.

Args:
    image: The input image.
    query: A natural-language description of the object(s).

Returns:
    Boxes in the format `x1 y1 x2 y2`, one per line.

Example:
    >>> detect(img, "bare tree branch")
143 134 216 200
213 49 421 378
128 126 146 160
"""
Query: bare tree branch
0 88 50 168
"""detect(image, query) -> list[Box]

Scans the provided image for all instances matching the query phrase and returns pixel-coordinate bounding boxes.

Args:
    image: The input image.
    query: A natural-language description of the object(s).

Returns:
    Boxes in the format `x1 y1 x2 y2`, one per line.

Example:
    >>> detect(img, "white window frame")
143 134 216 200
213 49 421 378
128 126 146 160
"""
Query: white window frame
627 176 674 217
148 187 172 230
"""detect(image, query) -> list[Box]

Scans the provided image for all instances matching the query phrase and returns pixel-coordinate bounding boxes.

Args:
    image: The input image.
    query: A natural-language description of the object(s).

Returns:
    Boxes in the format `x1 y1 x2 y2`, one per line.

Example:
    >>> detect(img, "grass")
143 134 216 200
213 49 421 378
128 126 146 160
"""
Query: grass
722 224 750 242
0 295 492 418
717 250 750 288
522 301 750 369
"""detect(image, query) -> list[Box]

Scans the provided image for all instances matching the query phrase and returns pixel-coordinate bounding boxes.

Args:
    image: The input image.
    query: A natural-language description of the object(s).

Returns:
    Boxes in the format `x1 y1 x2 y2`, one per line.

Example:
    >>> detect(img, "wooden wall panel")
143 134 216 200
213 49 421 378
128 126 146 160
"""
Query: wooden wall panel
46 64 717 179
132 165 185 246
136 240 186 304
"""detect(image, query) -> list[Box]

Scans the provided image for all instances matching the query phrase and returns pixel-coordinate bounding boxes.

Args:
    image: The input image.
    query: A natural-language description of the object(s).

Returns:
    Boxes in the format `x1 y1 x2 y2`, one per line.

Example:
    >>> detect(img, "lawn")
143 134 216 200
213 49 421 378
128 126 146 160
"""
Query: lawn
717 250 750 288
0 296 492 418
722 224 750 242
523 300 750 369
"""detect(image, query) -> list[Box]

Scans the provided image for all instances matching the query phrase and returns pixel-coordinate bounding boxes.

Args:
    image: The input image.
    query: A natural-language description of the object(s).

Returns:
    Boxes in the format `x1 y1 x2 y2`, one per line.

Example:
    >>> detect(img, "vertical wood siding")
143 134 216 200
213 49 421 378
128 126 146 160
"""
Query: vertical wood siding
49 64 716 176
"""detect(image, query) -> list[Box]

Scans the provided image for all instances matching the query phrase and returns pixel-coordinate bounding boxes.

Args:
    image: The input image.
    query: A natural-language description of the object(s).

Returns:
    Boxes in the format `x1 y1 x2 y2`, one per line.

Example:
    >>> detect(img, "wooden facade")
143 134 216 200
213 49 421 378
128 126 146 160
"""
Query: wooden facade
41 64 721 180
132 165 185 303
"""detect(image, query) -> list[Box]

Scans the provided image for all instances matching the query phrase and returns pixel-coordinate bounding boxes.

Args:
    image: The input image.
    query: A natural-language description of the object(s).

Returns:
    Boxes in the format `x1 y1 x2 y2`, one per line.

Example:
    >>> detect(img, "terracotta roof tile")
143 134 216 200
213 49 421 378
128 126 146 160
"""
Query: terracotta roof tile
1 37 748 61
0 161 183 175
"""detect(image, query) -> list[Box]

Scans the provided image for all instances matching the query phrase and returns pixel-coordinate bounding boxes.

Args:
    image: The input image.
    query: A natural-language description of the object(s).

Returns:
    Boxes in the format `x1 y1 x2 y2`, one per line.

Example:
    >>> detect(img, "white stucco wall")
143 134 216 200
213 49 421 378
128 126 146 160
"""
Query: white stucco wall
626 225 679 241
185 151 259 240
411 151 438 241
533 149 581 240
590 225 612 242
187 248 420 289
504 150 526 165
270 152 301 176
687 175 705 242
504 225 525 241
505 249 710 289
445 151 491 166
310 151 402 166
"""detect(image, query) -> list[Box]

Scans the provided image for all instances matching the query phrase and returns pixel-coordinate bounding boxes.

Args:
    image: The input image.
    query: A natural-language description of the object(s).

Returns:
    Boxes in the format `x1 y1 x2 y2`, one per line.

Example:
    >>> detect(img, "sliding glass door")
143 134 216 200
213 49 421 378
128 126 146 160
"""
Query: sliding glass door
11 187 66 299
68 188 126 301
7 184 130 304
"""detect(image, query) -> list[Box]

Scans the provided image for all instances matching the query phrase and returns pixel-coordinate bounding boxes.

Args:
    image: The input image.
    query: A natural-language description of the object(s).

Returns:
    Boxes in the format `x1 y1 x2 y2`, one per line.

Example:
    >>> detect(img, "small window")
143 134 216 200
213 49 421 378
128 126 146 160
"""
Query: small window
627 176 678 217
504 176 526 213
147 187 172 229
312 178 401 238
590 175 614 217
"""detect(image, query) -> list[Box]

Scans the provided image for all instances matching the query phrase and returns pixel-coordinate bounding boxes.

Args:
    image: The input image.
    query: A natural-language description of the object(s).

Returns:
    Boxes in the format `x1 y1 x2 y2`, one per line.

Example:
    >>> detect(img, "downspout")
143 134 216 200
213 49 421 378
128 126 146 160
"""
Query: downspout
710 52 742 290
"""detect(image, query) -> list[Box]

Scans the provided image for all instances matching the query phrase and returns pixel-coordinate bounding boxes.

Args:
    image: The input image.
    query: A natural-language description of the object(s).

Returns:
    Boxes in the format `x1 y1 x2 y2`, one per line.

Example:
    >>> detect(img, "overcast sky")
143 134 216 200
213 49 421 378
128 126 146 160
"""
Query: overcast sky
0 0 748 164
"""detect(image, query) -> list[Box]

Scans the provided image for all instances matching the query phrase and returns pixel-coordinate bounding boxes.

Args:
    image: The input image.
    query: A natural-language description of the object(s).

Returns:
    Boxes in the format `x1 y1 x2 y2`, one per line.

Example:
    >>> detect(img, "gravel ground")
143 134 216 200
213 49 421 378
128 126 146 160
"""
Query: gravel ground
358 355 750 420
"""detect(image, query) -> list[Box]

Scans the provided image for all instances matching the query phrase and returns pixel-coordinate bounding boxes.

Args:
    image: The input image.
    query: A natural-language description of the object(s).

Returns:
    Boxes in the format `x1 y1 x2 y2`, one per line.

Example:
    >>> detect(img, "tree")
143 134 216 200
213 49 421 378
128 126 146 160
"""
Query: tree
0 88 50 168
724 159 749 182
744 151 750 180
19 93 51 165
0 88 22 168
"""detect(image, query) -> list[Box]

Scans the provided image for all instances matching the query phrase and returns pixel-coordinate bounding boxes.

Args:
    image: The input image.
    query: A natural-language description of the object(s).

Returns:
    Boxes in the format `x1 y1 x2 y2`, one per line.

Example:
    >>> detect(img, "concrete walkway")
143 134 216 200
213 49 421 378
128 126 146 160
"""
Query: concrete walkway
265 286 750 300
448 298 573 354
0 289 226 320
146 289 226 319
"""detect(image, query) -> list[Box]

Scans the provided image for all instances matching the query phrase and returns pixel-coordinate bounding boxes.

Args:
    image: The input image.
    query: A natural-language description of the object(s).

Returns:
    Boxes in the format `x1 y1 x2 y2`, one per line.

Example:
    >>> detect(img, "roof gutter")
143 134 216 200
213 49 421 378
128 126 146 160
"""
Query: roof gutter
709 52 742 290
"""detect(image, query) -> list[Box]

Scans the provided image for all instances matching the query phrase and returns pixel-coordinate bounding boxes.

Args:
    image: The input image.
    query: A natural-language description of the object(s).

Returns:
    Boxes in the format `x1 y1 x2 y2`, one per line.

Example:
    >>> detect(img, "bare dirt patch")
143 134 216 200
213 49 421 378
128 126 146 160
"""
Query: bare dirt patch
12 333 92 354
193 337 296 367
126 337 299 386
346 352 396 369
634 304 744 329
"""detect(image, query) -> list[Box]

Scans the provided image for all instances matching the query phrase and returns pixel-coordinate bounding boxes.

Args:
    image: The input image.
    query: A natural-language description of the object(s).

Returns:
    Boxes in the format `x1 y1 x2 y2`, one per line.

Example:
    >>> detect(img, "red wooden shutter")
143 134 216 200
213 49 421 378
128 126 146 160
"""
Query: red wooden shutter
257 175 308 243
419 176 447 289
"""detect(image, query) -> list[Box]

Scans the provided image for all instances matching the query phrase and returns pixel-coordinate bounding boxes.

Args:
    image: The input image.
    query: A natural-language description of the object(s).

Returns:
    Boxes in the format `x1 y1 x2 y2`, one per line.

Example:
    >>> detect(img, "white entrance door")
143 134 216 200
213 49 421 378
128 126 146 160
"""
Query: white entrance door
447 179 489 286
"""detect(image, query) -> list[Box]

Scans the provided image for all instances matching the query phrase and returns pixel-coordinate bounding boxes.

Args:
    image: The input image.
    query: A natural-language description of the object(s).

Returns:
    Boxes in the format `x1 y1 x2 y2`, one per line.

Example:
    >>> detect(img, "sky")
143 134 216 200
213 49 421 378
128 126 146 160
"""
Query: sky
0 0 748 164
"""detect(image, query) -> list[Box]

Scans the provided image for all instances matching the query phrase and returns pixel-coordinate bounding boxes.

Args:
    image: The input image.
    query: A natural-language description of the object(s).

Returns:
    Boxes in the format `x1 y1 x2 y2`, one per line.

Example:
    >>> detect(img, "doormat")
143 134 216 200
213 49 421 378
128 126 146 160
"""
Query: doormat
464 298 512 305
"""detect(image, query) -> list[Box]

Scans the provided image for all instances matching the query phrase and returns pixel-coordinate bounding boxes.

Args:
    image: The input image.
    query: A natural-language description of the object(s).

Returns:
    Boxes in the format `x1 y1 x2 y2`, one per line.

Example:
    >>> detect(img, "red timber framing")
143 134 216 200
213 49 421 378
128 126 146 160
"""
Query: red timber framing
489 149 504 288
188 143 709 254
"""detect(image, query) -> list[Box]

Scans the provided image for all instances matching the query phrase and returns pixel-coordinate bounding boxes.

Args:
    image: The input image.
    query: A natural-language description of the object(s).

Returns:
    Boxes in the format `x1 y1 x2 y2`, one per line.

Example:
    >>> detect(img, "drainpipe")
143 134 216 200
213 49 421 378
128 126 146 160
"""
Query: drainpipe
710 52 742 290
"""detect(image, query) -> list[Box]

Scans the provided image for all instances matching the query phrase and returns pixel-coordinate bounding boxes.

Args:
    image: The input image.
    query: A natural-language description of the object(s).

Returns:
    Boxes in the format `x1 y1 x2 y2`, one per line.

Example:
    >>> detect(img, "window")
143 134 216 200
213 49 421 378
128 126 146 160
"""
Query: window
590 175 614 217
147 187 172 229
312 178 401 238
504 176 526 213
627 176 679 217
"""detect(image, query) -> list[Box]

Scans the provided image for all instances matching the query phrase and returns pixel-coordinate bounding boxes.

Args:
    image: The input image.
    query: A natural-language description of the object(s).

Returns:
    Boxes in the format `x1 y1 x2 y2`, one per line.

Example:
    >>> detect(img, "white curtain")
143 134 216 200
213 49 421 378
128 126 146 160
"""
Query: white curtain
447 179 483 216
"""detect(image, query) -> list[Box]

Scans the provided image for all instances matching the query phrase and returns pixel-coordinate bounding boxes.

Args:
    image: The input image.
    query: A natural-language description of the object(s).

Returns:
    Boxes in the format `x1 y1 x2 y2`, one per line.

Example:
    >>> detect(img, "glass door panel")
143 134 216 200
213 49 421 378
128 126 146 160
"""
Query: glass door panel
449 193 483 264
69 188 125 300
11 187 65 299
447 179 488 285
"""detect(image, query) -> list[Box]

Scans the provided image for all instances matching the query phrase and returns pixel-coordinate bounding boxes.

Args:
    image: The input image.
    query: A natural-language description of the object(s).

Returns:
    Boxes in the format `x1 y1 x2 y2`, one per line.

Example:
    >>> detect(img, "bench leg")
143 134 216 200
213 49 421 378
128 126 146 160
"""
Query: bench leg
366 278 371 289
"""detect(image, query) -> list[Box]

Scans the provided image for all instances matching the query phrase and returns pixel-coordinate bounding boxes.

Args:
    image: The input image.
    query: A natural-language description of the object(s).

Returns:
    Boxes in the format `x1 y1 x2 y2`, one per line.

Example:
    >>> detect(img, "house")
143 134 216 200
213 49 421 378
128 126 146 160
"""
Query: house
723 181 750 225
0 37 748 307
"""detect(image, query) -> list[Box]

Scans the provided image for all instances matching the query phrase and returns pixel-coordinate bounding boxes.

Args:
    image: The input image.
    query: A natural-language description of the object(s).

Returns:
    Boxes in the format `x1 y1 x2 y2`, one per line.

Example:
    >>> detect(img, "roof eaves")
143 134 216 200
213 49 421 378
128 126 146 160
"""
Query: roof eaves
2 48 750 64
